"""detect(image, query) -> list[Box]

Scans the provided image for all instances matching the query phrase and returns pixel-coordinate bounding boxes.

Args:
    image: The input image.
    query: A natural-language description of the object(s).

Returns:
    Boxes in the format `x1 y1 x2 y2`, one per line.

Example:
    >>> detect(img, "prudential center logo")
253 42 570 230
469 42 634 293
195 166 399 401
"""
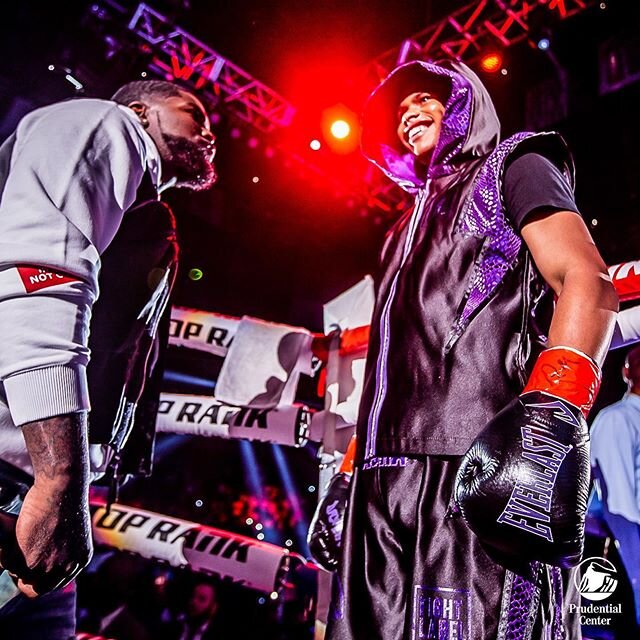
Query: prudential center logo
574 557 618 601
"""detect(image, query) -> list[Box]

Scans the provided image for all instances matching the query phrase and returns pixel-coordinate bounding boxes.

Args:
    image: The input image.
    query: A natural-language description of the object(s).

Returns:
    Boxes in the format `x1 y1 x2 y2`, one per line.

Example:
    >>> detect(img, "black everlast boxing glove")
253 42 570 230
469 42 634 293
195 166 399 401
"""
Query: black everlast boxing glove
307 435 355 571
455 347 601 568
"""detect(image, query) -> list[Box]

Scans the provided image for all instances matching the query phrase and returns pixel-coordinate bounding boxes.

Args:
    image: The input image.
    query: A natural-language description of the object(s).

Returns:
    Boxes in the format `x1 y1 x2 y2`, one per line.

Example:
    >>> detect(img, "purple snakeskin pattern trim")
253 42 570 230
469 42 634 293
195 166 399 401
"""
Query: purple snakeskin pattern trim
427 67 472 180
551 566 565 640
500 562 542 640
452 132 536 341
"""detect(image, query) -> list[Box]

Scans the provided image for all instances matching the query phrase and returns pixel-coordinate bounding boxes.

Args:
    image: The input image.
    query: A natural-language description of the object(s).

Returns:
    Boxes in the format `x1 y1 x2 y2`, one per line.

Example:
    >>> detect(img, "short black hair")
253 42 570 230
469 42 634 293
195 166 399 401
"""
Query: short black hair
111 79 185 106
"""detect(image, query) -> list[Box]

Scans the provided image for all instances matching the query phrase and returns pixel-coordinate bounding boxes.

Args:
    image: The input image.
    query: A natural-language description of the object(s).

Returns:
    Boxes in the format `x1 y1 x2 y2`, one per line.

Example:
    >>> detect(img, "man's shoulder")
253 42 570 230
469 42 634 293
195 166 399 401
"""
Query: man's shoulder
594 398 627 420
21 99 136 137
497 131 573 179
17 99 149 167
27 97 117 119
591 397 639 434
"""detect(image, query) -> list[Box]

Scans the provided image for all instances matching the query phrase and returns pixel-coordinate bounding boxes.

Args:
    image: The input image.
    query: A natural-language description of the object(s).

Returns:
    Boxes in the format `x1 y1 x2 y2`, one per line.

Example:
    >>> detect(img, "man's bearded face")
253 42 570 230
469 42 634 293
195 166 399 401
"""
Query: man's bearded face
161 132 217 191
142 90 218 191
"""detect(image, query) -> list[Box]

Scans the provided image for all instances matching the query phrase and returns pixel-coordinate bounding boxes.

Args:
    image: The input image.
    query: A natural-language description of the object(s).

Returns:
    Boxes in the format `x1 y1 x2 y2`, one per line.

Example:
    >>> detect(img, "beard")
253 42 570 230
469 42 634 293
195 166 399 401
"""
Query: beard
162 133 218 191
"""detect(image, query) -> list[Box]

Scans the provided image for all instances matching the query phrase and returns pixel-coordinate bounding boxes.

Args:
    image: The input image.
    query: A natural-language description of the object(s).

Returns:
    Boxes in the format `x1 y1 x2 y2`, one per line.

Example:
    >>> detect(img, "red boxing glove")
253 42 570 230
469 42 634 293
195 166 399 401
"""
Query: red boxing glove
522 346 601 418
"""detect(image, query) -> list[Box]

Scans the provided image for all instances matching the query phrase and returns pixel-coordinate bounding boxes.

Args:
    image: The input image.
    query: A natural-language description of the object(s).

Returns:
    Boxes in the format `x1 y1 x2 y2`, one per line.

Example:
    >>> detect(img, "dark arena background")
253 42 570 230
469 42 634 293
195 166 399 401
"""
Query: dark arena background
1 1 639 639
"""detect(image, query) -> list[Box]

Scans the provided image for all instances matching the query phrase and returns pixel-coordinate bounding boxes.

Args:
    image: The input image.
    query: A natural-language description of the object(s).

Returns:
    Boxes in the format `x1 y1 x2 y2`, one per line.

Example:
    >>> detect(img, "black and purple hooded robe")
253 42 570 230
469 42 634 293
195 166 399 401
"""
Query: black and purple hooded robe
356 59 575 464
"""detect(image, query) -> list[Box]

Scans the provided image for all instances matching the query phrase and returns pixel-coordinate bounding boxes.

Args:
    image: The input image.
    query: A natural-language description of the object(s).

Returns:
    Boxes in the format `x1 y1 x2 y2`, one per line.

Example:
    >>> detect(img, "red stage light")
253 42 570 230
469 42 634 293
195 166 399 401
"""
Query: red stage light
309 139 322 151
480 52 503 73
330 119 351 139
321 104 359 154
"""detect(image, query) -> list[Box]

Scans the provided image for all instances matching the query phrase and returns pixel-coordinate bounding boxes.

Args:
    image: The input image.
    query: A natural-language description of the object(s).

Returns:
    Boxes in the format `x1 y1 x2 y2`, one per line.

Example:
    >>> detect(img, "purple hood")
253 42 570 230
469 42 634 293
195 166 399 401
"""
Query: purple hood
361 59 501 193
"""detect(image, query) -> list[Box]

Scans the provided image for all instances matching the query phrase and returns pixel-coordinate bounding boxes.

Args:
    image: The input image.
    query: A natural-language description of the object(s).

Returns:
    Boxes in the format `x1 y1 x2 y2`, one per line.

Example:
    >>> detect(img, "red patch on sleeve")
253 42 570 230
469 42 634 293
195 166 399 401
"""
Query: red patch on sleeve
17 266 81 293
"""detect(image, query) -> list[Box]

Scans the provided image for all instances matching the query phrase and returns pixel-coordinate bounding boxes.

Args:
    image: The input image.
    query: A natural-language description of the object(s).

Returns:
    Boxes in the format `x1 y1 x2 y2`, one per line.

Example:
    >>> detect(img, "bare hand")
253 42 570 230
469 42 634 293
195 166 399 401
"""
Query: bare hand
0 413 93 596
9 479 92 596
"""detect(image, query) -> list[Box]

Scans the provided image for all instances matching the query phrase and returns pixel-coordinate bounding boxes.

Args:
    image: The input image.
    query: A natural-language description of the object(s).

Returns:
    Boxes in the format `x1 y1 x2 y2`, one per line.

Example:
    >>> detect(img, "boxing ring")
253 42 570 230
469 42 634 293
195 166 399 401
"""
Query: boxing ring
82 260 640 636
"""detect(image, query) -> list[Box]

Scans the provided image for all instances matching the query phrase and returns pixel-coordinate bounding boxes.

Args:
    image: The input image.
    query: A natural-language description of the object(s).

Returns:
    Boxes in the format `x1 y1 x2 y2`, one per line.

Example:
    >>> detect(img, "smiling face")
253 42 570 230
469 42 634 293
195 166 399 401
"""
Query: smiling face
396 91 446 164
132 90 218 191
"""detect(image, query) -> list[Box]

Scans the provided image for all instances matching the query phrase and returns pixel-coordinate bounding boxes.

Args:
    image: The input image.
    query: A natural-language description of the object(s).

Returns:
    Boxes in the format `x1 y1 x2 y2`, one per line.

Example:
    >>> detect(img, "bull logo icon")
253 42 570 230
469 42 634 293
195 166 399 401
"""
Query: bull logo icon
574 557 618 601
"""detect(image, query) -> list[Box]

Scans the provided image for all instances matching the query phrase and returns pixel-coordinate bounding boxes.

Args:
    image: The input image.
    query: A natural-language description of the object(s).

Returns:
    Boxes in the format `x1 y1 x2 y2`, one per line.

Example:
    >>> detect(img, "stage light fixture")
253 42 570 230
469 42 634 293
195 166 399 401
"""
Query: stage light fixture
537 37 551 51
309 139 321 151
330 119 351 139
321 104 360 153
480 52 503 73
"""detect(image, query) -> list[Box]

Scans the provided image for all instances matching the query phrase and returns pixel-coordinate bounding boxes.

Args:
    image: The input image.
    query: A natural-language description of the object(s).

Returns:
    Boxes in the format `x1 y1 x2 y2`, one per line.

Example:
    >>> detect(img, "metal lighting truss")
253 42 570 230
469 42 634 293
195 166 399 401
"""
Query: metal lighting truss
91 2 366 208
372 0 596 75
94 0 594 215
128 3 295 133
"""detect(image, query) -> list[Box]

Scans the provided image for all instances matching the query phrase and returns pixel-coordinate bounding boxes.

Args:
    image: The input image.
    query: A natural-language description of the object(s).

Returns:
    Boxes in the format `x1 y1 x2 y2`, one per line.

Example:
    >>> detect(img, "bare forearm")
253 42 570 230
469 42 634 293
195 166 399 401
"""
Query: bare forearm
548 267 618 365
22 413 89 488
521 211 618 366
5 413 93 596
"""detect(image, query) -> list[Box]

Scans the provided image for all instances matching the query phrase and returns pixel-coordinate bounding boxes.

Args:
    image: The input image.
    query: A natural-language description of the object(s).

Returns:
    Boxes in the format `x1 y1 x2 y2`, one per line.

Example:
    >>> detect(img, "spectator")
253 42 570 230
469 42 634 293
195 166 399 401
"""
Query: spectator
590 344 640 627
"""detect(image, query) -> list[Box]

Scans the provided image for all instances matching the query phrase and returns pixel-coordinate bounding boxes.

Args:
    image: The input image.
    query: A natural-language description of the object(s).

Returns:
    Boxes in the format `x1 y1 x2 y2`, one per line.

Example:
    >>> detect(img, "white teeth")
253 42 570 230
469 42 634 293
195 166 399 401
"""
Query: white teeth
409 125 425 141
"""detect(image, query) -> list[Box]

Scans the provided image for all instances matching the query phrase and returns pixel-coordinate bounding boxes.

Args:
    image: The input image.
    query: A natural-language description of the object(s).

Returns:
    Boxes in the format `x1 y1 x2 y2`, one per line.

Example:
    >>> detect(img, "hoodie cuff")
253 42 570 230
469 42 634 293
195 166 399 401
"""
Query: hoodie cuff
4 364 90 426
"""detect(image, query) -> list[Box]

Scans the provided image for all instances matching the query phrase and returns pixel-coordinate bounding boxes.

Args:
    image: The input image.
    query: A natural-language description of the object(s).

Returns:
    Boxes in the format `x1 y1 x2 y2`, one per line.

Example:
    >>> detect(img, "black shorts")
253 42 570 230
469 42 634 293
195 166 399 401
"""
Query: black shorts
326 456 581 640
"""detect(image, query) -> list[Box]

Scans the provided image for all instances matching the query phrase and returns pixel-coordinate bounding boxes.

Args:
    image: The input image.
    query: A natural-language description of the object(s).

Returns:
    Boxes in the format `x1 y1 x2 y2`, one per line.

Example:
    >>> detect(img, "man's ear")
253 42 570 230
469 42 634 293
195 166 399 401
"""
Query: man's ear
622 363 630 385
128 101 149 127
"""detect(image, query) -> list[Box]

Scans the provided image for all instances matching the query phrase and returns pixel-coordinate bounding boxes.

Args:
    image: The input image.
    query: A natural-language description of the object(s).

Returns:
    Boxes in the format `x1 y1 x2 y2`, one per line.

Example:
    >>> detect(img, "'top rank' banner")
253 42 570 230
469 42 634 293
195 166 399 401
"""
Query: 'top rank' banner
91 502 303 593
